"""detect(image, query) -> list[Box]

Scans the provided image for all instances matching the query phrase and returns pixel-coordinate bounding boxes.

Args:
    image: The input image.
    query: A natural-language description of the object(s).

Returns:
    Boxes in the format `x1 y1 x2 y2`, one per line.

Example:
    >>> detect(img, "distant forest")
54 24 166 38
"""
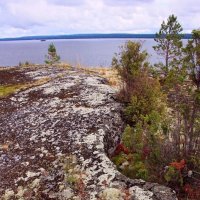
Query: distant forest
0 33 192 41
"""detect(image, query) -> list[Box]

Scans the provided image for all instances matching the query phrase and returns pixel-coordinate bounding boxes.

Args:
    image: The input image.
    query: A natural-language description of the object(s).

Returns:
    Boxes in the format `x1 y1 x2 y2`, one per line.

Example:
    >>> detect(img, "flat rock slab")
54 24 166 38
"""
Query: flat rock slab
0 66 177 200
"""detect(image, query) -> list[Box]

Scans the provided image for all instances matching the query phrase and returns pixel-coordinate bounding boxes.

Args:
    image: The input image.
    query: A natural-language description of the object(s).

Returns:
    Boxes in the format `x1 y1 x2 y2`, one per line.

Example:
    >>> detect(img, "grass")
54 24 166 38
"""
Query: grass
0 77 50 98
92 67 120 87
0 84 25 98
56 62 72 70
79 66 121 87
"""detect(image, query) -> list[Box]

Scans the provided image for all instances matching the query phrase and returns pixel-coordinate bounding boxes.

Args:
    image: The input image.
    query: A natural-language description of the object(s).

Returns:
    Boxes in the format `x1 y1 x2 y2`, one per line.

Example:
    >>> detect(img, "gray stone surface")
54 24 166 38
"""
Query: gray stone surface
0 66 177 199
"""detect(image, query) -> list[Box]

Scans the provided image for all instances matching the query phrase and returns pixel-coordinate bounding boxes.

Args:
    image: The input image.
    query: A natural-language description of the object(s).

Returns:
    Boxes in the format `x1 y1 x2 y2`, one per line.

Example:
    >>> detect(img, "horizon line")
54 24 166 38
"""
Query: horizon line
0 33 192 41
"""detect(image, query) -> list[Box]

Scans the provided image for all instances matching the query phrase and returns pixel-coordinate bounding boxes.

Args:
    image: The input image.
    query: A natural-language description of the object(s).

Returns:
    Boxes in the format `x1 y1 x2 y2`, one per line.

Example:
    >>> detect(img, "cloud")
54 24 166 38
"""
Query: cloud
48 0 86 7
0 0 199 38
103 0 154 6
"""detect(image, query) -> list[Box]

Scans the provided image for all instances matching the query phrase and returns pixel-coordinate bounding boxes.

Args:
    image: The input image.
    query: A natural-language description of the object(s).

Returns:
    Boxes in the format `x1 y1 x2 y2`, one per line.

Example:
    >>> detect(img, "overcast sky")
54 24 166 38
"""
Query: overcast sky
0 0 199 38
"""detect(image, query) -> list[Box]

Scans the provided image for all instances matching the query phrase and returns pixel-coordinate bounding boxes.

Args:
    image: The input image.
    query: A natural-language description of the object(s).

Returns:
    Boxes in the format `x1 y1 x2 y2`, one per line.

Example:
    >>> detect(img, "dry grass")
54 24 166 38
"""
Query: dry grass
55 62 72 70
79 67 121 88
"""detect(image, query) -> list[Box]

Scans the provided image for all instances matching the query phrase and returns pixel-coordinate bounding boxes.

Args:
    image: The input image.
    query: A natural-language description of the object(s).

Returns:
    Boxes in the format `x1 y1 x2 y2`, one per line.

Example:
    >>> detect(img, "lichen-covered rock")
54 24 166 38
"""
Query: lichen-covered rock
129 186 153 200
99 188 125 200
0 66 177 199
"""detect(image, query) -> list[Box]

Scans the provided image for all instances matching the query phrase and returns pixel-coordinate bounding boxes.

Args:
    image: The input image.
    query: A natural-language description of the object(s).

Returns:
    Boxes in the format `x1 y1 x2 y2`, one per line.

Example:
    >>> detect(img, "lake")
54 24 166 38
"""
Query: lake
0 39 169 67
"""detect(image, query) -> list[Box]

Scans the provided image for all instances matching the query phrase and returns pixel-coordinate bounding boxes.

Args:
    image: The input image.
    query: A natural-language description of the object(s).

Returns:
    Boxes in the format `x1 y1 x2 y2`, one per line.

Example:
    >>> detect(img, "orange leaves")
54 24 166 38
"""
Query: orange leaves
170 159 186 170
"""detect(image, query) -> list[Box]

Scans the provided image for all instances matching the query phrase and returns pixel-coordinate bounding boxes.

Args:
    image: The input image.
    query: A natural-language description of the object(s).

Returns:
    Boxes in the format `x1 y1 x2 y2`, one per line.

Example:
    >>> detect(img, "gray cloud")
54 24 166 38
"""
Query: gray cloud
103 0 154 6
48 0 86 7
0 0 199 38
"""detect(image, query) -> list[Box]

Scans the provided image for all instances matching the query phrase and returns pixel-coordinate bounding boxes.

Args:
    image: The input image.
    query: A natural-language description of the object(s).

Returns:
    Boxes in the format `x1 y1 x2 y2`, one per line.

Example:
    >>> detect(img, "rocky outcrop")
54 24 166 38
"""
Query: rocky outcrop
0 66 177 199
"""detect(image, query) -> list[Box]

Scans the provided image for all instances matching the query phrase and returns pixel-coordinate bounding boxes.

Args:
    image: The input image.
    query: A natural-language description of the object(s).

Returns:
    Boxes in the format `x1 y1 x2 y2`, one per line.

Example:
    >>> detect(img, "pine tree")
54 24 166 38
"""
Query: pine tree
153 14 183 77
184 29 200 90
45 43 60 65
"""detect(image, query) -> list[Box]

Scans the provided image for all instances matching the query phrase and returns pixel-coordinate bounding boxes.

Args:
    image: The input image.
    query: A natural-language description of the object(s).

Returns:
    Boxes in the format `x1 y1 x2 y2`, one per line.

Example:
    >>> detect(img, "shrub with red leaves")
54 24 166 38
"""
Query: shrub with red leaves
113 143 130 156
170 159 186 171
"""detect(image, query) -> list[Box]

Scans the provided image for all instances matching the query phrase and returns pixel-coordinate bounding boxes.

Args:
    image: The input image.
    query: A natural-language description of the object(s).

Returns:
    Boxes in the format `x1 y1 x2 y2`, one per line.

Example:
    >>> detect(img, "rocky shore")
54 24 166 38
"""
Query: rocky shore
0 66 177 199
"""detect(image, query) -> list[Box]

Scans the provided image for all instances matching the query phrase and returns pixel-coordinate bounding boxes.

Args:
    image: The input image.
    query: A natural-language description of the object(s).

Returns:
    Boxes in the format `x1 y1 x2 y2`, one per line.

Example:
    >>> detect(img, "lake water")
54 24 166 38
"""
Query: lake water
0 39 166 67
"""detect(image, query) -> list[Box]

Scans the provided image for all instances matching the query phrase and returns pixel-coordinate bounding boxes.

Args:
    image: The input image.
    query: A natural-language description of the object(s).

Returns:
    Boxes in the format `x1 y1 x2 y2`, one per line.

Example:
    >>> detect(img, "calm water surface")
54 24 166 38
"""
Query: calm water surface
0 39 164 67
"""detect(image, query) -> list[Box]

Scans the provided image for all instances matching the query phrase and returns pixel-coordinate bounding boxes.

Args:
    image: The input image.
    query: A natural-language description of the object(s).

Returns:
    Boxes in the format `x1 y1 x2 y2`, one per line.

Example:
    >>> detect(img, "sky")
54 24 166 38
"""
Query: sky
0 0 199 38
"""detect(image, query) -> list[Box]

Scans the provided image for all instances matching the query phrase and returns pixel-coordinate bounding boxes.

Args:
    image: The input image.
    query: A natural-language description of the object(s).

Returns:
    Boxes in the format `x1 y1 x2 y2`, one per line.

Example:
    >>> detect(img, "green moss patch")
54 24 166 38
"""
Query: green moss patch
0 78 50 98
0 84 26 98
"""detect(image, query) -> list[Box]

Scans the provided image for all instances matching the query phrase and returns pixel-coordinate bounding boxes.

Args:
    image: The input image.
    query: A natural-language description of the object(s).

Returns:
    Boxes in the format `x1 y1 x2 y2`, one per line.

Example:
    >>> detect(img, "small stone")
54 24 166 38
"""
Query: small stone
188 170 193 177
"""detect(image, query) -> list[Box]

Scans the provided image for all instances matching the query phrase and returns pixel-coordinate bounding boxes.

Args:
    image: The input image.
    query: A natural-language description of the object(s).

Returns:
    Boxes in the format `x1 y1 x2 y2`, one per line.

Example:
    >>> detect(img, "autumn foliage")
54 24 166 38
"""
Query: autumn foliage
170 159 186 171
113 143 130 155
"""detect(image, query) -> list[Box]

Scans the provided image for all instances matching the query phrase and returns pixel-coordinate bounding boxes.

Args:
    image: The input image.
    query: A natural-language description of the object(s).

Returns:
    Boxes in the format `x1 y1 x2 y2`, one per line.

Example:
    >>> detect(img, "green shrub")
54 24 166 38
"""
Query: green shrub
122 125 134 149
112 152 127 166
112 41 169 182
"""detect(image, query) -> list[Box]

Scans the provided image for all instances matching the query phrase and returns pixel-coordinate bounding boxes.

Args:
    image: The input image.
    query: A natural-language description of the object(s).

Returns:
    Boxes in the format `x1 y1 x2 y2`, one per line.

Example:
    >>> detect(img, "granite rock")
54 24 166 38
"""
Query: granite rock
0 66 177 199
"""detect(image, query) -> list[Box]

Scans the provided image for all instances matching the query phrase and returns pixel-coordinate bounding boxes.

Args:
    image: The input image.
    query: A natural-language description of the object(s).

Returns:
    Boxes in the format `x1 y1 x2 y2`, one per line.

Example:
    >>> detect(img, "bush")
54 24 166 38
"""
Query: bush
112 41 169 182
112 41 149 102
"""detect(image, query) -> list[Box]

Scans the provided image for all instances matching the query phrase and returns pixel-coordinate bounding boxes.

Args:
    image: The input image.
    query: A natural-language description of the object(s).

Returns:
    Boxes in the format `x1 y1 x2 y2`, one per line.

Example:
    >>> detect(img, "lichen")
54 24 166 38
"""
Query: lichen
2 189 15 200
129 186 153 200
99 188 124 200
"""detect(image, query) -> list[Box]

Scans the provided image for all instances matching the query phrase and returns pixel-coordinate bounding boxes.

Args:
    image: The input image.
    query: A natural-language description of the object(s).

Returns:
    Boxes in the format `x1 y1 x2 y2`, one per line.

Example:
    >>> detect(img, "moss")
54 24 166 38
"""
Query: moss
66 174 79 185
0 84 26 98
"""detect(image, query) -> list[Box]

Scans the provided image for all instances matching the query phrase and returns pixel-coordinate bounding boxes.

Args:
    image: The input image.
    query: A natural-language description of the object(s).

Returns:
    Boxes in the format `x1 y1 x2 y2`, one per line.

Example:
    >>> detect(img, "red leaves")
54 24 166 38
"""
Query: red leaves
113 143 151 159
168 159 200 199
142 146 151 159
184 184 193 194
114 143 130 155
184 184 200 199
170 159 186 170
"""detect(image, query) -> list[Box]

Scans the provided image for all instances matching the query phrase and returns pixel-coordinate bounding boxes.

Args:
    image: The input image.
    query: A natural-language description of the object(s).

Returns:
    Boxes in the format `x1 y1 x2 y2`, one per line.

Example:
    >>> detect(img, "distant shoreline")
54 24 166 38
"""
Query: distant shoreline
0 33 192 41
